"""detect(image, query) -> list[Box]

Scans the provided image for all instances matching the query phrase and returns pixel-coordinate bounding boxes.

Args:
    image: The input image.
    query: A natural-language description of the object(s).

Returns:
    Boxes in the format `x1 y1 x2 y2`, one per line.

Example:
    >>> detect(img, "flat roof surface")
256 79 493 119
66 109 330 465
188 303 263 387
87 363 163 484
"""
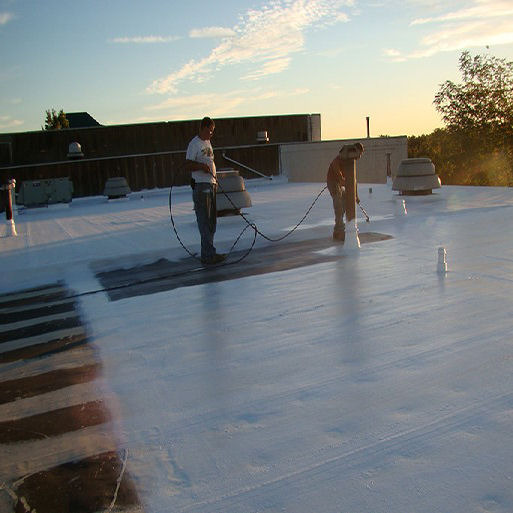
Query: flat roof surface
1 179 513 512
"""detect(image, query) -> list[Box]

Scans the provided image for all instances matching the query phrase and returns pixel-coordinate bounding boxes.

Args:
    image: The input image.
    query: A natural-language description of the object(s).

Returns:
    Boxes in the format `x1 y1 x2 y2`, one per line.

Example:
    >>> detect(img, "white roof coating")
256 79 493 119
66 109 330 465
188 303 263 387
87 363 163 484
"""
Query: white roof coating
2 178 513 512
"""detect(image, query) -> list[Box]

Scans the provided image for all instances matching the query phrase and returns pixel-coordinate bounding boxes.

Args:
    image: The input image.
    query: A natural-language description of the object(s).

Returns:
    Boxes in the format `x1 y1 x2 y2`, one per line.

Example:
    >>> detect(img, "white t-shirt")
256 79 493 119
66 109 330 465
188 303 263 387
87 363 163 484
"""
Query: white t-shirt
186 135 216 184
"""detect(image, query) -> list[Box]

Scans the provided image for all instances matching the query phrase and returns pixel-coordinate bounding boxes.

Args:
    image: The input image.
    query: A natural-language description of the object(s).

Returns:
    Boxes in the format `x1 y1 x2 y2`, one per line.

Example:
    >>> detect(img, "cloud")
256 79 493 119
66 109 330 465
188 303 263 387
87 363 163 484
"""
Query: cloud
411 0 513 25
189 26 236 39
0 116 23 130
144 87 310 118
0 12 14 25
147 0 354 94
111 35 180 44
241 57 292 80
149 92 247 116
335 12 351 22
382 48 407 62
385 0 513 60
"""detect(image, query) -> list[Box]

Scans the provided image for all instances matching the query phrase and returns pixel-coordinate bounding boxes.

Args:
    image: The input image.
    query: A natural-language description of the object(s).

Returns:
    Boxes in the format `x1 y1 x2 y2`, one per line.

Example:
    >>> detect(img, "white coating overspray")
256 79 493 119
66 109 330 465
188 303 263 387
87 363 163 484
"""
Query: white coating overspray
6 218 17 237
395 198 407 217
438 246 447 273
344 218 360 250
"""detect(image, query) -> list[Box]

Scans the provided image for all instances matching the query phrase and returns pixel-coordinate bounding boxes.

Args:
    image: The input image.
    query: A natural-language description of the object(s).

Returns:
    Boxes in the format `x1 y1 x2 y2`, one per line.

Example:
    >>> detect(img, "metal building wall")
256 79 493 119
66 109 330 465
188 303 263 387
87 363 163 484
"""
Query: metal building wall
280 136 408 184
0 114 320 167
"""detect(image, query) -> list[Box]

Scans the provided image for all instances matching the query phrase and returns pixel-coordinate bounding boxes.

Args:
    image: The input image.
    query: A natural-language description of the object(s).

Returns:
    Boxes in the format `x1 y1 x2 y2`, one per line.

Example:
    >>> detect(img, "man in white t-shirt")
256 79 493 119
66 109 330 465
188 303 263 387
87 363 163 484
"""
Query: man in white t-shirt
185 117 226 265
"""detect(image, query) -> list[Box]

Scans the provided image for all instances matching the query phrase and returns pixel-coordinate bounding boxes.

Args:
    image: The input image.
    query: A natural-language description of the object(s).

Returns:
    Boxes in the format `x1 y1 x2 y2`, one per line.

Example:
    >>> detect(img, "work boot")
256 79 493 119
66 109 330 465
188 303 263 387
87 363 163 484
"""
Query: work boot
333 230 345 242
201 253 226 265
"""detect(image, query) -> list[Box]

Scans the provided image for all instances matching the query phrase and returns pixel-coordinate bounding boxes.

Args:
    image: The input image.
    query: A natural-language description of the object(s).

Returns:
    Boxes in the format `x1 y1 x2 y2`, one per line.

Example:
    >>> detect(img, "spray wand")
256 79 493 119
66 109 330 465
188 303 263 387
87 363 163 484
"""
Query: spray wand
358 202 370 222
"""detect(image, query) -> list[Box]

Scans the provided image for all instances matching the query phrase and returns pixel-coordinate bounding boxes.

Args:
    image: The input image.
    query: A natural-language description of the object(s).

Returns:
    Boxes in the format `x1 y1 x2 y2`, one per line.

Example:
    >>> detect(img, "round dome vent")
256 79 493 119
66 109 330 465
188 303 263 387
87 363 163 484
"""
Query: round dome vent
67 142 84 159
393 158 441 195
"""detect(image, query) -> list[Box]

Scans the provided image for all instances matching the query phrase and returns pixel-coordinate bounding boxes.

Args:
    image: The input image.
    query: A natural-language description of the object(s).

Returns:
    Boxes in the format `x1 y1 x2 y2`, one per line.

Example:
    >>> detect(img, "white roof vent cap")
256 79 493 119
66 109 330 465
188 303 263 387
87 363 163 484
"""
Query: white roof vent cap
67 141 84 159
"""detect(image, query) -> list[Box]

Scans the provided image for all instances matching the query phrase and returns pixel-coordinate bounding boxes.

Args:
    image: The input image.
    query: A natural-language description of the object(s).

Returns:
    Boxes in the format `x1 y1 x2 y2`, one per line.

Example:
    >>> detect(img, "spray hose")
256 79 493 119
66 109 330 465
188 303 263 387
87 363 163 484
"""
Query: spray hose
169 173 329 267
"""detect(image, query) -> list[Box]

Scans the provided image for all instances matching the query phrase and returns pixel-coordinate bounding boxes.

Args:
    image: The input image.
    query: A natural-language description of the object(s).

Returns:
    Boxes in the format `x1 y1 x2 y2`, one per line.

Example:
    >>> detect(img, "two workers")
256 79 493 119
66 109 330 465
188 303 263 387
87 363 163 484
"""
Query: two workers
185 116 364 263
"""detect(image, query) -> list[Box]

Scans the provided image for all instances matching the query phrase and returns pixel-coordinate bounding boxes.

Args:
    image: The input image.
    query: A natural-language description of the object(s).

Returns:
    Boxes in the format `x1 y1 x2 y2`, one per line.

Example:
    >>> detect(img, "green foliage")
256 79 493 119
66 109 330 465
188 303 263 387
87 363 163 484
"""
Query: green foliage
434 52 513 138
43 109 69 130
419 51 513 186
408 128 512 186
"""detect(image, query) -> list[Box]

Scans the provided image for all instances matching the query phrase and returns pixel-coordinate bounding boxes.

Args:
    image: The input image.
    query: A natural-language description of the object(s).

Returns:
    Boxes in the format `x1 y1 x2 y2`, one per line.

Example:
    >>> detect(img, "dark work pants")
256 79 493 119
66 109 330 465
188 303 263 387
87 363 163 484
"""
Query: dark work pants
327 183 346 235
193 182 217 260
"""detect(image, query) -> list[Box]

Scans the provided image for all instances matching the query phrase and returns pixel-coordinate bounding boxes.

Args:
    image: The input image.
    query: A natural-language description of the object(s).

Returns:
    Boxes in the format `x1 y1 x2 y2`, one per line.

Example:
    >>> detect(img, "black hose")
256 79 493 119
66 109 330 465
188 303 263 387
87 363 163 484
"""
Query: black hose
169 174 328 267
358 202 370 222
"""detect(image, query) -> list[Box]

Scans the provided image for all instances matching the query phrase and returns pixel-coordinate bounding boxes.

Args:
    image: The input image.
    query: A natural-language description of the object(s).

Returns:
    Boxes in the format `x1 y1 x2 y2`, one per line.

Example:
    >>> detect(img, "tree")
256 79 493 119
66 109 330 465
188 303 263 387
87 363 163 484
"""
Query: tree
433 51 513 185
408 128 506 185
43 108 69 130
434 52 513 136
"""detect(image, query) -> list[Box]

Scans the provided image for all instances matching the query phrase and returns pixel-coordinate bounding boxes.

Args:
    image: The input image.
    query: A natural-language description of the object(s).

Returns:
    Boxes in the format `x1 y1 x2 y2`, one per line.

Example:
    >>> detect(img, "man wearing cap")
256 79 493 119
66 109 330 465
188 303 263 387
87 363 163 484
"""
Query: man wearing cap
326 142 364 241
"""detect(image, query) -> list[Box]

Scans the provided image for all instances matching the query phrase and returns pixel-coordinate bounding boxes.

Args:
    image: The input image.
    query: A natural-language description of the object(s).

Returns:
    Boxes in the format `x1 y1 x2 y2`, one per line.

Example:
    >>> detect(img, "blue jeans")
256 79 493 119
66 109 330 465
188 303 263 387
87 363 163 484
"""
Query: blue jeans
193 182 217 259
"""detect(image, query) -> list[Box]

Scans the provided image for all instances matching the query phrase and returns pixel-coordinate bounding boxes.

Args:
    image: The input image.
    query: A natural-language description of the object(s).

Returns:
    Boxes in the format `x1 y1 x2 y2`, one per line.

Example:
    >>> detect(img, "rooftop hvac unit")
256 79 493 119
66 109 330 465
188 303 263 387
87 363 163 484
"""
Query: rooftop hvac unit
216 168 252 216
103 177 131 199
17 178 73 207
392 158 441 195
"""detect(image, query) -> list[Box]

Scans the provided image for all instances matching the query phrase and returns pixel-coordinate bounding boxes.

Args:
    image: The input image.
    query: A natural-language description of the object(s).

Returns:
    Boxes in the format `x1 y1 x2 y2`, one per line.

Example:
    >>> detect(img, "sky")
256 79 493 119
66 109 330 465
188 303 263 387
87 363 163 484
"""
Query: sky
0 0 512 140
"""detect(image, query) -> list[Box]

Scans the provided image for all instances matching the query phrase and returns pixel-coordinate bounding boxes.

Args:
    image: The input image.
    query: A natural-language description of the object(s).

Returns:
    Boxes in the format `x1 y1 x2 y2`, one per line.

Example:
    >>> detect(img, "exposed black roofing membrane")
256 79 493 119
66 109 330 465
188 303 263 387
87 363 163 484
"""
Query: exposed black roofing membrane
96 232 392 301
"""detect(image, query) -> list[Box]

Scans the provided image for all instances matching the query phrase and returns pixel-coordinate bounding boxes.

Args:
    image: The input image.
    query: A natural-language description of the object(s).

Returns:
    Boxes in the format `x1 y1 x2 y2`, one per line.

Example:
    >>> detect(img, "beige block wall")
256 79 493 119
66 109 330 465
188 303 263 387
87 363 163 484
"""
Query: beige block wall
280 136 408 184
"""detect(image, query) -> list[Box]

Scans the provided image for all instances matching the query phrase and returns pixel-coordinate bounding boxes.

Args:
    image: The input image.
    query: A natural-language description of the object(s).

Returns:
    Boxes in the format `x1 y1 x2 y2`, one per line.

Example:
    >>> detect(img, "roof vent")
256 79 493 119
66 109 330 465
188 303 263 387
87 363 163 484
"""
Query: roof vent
216 168 252 216
67 142 84 159
256 131 269 144
103 177 131 199
392 158 441 195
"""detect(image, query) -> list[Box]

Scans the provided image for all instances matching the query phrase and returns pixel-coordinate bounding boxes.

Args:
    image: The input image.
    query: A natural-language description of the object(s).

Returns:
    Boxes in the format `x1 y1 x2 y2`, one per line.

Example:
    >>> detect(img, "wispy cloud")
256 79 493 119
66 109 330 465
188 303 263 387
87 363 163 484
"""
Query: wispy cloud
241 57 292 80
382 48 406 62
385 0 513 60
0 12 14 25
110 27 235 46
111 35 181 44
0 115 23 130
415 19 513 56
189 26 236 39
144 87 310 118
411 0 513 25
147 0 354 94
147 92 249 115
